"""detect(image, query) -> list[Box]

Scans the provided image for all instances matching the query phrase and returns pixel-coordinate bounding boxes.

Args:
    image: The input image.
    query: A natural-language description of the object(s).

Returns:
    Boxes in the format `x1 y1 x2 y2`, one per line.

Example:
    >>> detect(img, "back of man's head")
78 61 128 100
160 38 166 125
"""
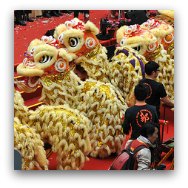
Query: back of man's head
140 122 158 139
145 61 159 75
134 83 147 101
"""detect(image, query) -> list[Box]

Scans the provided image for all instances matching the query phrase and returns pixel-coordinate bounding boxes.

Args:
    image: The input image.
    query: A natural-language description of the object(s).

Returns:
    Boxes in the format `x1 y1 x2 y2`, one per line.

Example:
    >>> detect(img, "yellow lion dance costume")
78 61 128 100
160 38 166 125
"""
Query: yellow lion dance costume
111 24 157 103
116 16 174 100
140 15 174 100
14 90 91 170
14 117 48 170
16 35 127 158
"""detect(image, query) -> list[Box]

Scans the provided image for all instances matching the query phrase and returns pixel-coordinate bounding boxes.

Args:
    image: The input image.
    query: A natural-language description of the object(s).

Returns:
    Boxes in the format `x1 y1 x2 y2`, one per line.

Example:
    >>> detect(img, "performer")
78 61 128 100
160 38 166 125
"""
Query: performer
140 61 174 118
122 83 159 140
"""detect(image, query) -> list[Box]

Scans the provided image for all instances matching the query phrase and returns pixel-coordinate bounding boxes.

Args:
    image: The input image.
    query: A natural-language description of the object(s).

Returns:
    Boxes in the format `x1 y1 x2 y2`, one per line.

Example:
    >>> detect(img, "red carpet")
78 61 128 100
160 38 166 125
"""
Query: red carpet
14 10 174 170
47 152 115 170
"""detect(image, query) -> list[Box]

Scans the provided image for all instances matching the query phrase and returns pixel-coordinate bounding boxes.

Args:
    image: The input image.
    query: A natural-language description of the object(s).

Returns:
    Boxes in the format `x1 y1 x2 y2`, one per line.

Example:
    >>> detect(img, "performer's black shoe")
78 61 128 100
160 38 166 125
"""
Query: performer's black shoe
15 20 26 26
43 13 51 18
51 11 59 17
27 17 34 22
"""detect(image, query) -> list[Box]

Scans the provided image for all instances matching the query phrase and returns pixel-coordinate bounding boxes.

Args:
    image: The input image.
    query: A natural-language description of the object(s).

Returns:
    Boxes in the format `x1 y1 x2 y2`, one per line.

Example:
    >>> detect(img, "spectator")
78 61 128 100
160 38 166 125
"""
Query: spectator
14 10 34 26
14 10 26 26
140 61 174 118
125 122 160 170
74 10 90 22
30 10 42 19
122 83 159 140
50 10 62 17
42 10 52 18
43 10 62 18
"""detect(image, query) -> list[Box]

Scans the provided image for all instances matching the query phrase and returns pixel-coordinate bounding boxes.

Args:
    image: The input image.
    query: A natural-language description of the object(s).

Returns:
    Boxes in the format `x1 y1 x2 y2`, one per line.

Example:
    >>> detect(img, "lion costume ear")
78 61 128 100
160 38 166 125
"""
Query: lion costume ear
116 26 125 44
28 39 45 51
84 21 99 35
54 24 67 39
158 10 174 19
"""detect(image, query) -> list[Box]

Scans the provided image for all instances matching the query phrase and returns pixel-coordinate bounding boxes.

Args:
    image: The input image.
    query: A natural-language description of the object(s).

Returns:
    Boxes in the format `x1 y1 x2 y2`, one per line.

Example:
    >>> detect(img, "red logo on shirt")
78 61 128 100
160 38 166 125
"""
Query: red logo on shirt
143 83 152 99
136 109 153 127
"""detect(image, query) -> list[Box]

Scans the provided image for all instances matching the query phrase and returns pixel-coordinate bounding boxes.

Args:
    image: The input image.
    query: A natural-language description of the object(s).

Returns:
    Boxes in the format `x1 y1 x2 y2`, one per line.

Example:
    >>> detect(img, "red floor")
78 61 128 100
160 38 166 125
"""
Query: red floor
14 10 174 170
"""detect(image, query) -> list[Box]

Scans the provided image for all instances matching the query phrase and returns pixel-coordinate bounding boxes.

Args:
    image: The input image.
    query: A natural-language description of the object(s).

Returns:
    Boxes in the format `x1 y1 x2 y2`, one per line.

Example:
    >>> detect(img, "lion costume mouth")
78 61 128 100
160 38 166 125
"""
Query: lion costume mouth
73 64 88 81
15 76 40 93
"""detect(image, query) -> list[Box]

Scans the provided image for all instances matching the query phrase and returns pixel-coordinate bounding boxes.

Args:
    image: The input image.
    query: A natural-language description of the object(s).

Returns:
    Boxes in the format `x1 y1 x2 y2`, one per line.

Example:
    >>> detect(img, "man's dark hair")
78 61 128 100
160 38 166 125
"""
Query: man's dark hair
140 122 159 138
134 83 147 101
145 61 160 75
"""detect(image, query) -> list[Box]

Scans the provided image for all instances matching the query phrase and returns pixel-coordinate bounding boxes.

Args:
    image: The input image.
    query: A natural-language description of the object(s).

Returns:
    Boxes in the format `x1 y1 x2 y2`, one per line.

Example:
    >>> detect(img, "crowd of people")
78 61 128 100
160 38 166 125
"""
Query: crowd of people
120 61 174 170
14 10 90 26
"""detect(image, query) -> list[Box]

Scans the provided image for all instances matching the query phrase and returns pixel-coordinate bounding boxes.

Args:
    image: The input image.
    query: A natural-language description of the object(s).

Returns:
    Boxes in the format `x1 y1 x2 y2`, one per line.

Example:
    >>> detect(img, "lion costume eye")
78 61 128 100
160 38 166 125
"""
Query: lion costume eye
142 22 149 27
130 25 137 32
148 19 155 26
85 37 96 49
133 46 141 51
69 37 79 47
39 55 52 64
120 37 126 46
30 47 36 54
58 33 64 44
41 36 48 42
71 19 77 26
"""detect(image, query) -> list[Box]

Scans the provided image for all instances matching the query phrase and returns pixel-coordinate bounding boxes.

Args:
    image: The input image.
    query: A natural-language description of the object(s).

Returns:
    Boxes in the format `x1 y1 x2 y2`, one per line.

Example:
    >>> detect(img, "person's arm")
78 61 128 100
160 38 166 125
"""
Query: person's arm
161 96 174 108
136 148 151 170
159 84 174 108
122 110 131 135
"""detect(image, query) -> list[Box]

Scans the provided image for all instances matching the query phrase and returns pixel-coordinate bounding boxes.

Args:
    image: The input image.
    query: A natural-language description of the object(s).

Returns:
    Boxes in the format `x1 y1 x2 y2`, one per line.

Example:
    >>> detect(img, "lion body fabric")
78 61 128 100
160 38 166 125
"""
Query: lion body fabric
14 90 92 170
40 71 127 158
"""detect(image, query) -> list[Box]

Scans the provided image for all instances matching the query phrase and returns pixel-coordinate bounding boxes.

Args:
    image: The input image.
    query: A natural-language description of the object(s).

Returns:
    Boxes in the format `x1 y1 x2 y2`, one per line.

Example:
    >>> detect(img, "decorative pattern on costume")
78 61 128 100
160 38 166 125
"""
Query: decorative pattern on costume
155 10 174 59
14 90 92 170
14 117 48 170
110 46 148 104
54 58 68 72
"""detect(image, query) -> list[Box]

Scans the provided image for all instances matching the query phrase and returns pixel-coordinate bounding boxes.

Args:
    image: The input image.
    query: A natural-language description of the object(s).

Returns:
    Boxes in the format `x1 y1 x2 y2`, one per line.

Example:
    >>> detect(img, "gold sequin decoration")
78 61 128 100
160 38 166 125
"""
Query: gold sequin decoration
99 85 114 100
85 45 101 59
41 69 75 87
82 82 97 93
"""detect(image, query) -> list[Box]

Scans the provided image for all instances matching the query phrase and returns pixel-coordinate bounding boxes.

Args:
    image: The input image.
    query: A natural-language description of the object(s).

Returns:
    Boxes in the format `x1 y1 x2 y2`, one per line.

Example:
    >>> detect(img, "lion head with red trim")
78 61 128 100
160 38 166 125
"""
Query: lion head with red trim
53 18 100 57
16 38 77 92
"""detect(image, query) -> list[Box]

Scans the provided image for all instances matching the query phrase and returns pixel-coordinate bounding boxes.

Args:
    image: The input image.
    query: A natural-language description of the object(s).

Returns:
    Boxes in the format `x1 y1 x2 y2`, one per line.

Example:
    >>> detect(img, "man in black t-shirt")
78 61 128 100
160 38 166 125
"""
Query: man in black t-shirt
122 83 159 140
140 61 174 118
